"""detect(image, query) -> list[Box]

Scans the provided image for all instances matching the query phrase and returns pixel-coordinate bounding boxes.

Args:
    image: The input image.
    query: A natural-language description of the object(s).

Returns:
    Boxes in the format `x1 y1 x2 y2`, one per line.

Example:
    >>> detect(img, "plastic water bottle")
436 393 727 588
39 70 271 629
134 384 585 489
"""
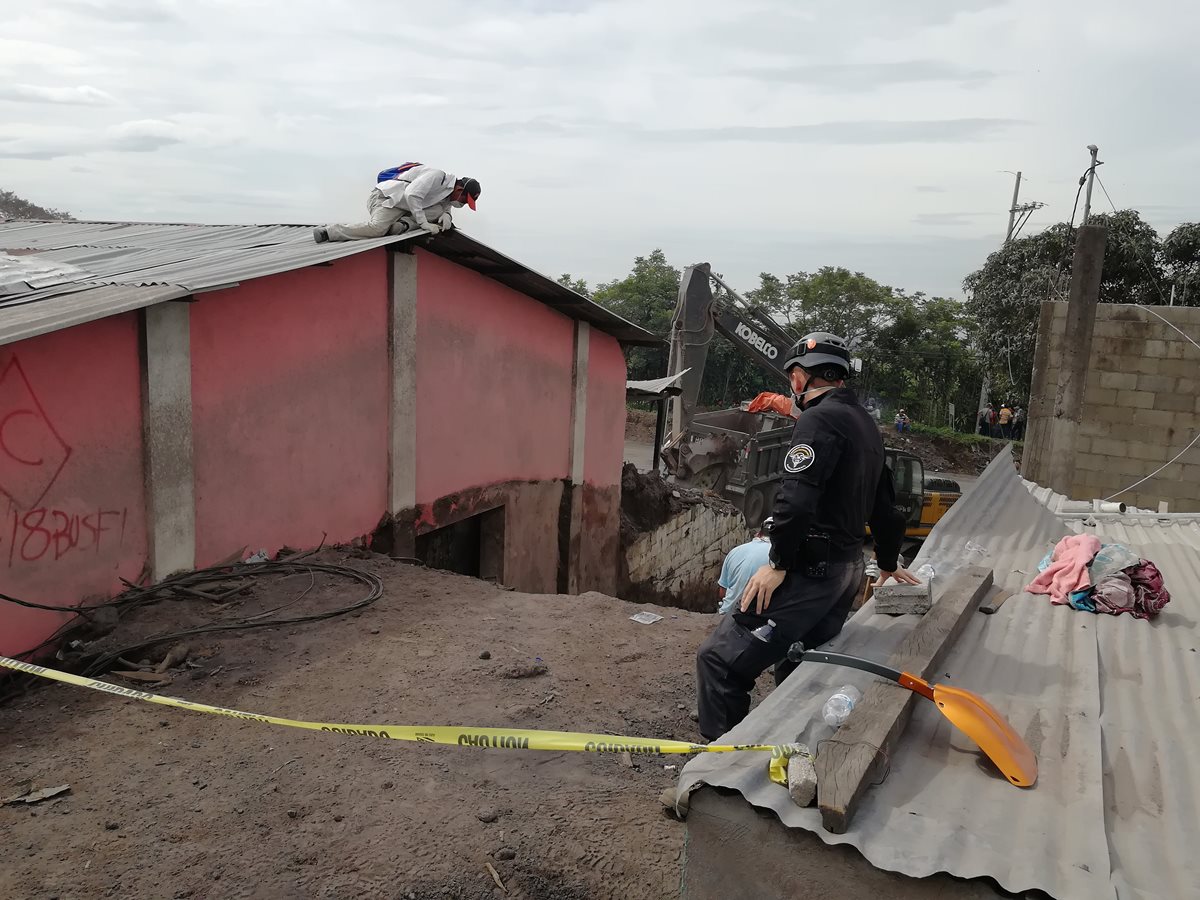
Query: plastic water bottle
822 685 863 727
916 564 936 581
750 619 777 643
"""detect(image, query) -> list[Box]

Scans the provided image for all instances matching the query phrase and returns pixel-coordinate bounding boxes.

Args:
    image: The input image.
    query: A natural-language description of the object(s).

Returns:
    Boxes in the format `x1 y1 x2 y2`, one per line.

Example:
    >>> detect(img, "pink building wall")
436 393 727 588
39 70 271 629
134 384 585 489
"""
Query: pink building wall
583 330 628 488
413 249 574 503
0 315 149 658
0 244 632 656
189 251 390 566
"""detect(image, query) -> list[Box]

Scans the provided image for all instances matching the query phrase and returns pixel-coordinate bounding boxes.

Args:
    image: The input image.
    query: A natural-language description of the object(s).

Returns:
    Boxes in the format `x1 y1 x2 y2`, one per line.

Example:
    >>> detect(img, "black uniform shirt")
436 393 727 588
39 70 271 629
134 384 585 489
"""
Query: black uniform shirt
768 387 905 573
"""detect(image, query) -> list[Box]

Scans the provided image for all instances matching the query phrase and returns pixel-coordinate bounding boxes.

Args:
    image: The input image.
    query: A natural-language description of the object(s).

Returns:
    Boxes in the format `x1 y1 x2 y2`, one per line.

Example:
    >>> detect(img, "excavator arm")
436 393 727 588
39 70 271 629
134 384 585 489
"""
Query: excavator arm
665 263 792 440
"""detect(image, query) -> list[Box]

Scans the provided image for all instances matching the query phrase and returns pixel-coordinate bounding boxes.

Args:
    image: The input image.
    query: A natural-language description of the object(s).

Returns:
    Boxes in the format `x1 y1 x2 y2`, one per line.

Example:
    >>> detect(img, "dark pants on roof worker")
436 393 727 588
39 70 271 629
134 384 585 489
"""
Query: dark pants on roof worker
695 376 906 743
697 557 865 738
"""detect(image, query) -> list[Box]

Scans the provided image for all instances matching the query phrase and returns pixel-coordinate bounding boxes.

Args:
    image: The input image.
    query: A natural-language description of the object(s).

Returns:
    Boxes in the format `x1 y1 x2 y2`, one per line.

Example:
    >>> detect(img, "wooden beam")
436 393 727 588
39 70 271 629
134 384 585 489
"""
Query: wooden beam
816 565 994 834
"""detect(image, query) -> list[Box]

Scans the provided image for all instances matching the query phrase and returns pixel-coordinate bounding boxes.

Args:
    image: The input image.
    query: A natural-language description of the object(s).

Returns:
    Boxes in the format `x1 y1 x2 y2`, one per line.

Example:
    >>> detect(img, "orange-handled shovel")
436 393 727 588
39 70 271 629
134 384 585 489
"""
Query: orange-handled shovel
788 645 1038 788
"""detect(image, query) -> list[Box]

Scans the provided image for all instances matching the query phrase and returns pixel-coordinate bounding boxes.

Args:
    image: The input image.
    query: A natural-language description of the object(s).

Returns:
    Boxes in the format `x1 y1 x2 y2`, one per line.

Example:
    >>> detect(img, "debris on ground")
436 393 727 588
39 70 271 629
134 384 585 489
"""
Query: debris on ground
629 611 664 625
499 661 548 679
620 463 738 548
3 784 70 805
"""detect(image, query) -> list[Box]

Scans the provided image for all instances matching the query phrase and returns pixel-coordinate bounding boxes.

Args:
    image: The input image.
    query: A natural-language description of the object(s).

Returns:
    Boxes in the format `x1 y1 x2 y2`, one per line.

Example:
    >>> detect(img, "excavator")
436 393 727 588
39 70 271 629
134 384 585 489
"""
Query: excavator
659 263 959 552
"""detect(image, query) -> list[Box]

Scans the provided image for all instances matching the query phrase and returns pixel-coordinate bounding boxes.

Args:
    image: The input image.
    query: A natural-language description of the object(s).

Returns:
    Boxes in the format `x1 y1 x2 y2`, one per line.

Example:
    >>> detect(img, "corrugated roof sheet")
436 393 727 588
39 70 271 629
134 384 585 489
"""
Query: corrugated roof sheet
0 220 659 347
679 450 1200 900
626 370 688 398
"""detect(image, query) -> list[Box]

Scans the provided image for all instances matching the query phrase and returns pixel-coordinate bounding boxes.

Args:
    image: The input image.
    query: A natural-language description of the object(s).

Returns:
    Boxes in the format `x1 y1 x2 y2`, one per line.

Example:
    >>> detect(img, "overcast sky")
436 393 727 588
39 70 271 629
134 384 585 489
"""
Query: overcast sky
3 0 1197 297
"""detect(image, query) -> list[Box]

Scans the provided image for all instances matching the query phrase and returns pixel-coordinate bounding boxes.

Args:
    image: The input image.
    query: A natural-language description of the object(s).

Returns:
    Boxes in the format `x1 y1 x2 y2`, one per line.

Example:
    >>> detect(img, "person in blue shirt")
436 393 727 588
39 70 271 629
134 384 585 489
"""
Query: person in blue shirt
717 524 773 615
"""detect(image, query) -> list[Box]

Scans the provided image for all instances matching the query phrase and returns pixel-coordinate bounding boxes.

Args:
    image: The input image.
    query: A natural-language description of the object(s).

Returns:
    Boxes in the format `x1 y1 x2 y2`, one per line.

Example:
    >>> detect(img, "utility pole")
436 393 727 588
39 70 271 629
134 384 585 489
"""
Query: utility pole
1082 144 1101 224
1005 171 1023 242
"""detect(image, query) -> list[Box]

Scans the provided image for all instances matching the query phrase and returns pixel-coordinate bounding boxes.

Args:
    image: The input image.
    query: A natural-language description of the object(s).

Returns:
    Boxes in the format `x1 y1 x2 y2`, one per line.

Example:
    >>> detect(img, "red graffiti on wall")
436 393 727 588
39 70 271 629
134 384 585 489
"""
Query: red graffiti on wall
6 506 128 566
0 357 72 511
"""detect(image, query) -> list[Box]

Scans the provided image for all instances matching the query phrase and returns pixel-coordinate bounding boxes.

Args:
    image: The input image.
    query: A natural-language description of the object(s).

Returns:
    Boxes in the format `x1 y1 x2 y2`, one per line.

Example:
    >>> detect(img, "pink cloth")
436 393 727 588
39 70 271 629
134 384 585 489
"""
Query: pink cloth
1026 534 1102 604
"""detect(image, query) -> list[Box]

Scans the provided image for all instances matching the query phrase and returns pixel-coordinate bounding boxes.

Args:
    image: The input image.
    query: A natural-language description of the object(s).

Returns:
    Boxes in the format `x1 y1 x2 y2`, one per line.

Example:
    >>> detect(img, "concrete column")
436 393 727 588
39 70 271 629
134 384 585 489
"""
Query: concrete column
141 301 195 579
564 322 590 593
388 251 419 555
1046 225 1107 495
1020 301 1057 483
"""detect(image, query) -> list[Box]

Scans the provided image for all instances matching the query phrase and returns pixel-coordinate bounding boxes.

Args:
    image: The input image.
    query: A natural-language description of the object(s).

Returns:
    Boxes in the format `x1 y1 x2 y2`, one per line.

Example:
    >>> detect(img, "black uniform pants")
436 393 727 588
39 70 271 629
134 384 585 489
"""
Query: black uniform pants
695 558 864 742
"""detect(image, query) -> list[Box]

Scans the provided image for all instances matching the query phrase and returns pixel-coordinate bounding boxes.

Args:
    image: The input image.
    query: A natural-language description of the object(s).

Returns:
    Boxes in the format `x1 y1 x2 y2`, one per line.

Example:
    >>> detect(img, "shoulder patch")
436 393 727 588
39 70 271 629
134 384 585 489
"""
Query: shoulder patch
784 443 816 474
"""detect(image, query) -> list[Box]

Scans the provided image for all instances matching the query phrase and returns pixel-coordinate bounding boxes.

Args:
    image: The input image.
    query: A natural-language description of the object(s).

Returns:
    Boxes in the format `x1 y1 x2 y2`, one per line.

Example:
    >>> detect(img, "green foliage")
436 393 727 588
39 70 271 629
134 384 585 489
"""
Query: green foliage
1163 223 1200 304
908 422 1002 448
963 208 1178 394
555 273 590 296
747 266 899 345
590 250 680 385
0 189 72 221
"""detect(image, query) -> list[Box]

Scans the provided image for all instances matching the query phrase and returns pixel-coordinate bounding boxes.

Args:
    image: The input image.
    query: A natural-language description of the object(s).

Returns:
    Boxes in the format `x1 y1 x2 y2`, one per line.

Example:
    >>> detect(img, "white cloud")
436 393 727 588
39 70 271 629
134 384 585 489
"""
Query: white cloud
0 0 1198 297
0 83 115 105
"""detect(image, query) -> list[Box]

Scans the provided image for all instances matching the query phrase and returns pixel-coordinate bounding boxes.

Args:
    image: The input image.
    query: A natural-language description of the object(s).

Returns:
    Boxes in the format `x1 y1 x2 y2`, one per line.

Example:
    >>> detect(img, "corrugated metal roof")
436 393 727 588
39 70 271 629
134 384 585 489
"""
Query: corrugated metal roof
679 451 1200 900
0 220 659 347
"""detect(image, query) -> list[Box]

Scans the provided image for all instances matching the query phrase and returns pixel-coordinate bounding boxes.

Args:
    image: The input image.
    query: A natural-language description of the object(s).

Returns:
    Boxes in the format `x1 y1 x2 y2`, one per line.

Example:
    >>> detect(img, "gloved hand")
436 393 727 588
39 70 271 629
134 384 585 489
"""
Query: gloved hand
437 212 454 231
422 222 442 235
747 392 797 418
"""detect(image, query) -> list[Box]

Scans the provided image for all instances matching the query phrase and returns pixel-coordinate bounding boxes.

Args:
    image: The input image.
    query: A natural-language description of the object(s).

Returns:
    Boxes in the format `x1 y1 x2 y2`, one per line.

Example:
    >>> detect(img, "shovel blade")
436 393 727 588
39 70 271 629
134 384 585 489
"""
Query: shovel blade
932 684 1038 788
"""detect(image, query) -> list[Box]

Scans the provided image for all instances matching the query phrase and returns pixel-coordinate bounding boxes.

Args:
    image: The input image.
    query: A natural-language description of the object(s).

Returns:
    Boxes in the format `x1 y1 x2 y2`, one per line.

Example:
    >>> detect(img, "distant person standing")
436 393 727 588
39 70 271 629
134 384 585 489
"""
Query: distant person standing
998 403 1014 440
1013 406 1026 441
978 403 994 437
716 525 774 615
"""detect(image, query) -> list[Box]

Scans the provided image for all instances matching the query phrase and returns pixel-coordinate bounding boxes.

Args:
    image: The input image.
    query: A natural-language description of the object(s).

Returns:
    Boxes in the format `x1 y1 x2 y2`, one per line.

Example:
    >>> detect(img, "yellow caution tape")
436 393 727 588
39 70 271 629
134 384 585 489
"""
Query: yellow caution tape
0 656 810 768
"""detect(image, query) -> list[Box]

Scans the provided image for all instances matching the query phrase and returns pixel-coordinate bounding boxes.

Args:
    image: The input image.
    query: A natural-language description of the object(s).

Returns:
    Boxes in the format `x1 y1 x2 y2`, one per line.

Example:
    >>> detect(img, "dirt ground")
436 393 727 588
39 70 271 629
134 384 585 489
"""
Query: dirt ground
880 428 1018 477
624 408 658 443
0 553 763 900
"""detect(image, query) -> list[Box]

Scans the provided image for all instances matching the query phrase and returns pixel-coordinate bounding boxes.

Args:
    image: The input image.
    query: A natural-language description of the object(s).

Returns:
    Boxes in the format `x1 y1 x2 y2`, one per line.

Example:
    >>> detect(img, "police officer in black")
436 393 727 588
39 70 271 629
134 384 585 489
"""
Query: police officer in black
695 332 917 741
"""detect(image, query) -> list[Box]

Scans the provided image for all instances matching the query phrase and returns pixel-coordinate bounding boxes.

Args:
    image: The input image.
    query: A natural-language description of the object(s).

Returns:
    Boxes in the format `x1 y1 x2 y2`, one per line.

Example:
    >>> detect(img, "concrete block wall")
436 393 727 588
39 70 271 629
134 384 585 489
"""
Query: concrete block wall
624 503 749 609
1025 303 1200 511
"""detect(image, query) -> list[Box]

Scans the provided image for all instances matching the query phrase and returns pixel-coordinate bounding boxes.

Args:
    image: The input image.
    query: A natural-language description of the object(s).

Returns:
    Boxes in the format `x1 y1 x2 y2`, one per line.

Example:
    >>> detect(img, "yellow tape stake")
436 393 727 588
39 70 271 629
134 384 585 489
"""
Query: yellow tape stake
0 656 792 760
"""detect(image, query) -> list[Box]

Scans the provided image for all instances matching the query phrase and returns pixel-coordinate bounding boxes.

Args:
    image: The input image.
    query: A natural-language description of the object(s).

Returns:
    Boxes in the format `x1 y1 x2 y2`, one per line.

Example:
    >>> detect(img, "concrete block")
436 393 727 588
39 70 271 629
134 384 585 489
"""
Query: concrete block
1089 437 1125 457
787 747 817 808
1177 378 1197 395
1117 389 1156 409
874 581 932 616
1166 341 1190 360
1100 371 1138 391
1144 339 1169 357
1131 356 1162 376
1155 393 1195 413
1139 374 1179 394
1085 386 1118 406
1161 359 1196 378
1129 442 1166 462
1133 408 1175 428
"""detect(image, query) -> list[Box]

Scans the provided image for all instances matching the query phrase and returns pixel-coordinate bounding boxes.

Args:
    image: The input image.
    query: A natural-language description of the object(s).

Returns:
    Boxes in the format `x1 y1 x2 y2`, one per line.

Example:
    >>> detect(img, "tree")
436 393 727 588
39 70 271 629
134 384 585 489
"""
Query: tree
591 250 681 382
0 189 72 221
555 273 590 296
1163 223 1200 306
963 208 1169 394
756 267 900 347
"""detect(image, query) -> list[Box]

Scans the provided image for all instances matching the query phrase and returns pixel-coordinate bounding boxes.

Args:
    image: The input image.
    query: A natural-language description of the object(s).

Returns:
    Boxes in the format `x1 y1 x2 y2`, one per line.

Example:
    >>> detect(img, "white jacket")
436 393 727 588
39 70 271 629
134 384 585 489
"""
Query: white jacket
375 165 455 229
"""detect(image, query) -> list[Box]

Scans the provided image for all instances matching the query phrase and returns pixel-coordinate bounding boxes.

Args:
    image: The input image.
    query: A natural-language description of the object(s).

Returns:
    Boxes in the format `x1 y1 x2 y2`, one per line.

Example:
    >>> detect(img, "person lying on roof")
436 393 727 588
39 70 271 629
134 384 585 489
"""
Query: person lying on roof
314 163 481 243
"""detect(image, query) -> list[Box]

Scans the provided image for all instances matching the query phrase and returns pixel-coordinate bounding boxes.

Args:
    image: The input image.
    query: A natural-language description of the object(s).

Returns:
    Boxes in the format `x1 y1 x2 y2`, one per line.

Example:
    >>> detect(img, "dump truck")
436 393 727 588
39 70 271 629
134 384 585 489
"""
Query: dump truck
658 263 960 549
